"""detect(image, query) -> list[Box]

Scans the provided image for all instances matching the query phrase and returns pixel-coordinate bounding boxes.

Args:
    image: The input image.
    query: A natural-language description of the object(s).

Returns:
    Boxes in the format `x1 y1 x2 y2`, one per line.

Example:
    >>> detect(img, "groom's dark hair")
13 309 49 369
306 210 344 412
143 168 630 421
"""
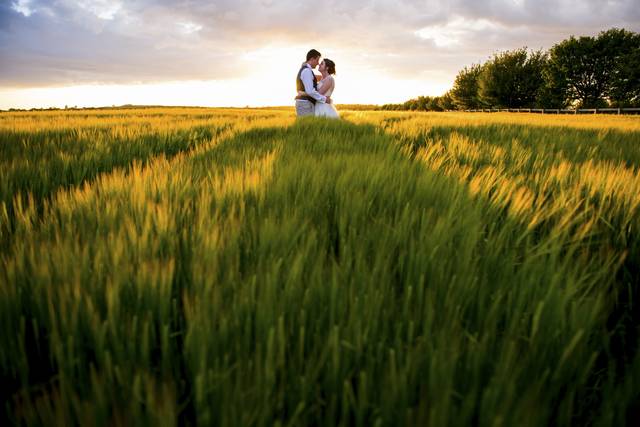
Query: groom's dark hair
306 49 321 61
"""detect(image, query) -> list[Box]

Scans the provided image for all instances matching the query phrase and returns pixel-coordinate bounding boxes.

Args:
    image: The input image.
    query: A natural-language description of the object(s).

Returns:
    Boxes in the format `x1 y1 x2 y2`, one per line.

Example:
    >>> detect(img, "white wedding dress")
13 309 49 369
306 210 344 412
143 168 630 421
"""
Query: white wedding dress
314 76 340 118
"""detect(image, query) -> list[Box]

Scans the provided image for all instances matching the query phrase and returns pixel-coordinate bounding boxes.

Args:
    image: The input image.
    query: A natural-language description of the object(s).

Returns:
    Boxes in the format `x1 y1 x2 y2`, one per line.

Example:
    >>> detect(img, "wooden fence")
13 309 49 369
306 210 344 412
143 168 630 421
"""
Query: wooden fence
464 108 640 115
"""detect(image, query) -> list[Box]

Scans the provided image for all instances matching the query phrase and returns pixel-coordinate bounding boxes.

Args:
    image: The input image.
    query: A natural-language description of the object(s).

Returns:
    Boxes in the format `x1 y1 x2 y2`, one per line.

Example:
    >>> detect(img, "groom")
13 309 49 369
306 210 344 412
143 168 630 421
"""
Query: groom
295 49 332 117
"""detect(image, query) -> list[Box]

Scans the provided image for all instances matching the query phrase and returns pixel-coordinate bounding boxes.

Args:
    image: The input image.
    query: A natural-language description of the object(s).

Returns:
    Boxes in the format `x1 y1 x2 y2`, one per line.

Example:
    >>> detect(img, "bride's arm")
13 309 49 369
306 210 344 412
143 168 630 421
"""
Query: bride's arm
318 77 334 95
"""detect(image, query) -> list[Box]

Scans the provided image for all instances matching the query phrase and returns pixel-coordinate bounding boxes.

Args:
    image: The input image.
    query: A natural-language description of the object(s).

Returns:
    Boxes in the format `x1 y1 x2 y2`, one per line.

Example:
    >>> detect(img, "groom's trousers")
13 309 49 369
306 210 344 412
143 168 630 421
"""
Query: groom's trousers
295 100 314 117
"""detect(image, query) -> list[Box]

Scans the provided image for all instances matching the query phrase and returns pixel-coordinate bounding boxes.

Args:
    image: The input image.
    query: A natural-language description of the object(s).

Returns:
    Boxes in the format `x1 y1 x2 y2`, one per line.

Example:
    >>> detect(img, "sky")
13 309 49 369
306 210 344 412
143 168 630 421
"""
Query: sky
1 0 639 109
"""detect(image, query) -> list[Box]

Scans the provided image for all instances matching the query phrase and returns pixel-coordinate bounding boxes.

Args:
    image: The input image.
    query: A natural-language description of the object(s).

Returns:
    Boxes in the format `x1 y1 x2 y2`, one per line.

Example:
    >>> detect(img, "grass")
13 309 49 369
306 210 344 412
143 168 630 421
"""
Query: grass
1 109 639 426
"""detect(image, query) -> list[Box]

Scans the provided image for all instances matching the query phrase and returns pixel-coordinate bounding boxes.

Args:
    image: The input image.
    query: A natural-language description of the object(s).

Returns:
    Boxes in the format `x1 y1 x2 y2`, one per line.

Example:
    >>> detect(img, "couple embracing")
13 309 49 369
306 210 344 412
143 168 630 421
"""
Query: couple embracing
295 49 340 119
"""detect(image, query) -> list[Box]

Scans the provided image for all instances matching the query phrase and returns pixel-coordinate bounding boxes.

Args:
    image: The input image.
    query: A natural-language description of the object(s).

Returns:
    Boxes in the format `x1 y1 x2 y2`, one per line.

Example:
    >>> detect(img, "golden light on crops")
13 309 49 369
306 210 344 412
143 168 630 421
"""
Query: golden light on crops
2 107 640 425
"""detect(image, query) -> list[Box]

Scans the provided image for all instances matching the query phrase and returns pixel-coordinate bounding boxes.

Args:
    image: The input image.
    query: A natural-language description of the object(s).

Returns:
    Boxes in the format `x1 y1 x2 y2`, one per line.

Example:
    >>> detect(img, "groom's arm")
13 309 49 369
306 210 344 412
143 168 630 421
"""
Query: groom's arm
301 69 326 103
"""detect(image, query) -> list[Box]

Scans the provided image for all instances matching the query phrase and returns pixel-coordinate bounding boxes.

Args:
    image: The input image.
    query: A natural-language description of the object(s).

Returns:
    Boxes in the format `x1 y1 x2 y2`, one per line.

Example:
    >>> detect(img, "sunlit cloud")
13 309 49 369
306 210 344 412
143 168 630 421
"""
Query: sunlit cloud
416 16 504 48
178 22 203 35
76 0 122 20
11 0 33 17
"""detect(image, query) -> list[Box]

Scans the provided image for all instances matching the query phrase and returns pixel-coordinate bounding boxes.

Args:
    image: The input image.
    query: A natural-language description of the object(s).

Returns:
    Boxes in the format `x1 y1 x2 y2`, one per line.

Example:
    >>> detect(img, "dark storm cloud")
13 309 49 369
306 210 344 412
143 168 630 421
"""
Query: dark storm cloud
1 0 639 87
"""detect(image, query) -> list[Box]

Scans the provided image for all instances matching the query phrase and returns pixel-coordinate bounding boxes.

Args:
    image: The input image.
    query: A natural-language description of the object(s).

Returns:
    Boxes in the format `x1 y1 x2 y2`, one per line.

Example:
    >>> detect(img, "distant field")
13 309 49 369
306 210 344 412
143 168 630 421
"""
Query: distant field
1 108 639 426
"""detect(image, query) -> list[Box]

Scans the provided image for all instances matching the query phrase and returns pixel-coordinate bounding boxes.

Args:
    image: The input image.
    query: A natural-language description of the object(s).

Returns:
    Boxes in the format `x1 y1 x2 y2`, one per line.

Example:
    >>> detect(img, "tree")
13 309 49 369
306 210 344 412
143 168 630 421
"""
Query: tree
602 28 640 107
450 64 485 109
393 27 638 110
536 62 570 108
414 96 430 110
547 31 619 108
612 45 640 106
426 96 443 111
546 28 640 108
478 48 547 108
437 91 455 110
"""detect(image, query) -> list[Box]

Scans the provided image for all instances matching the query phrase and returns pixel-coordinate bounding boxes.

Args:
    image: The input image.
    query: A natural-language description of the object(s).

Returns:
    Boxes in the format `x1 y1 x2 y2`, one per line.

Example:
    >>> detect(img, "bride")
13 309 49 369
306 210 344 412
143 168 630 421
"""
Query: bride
315 59 339 118
299 59 340 118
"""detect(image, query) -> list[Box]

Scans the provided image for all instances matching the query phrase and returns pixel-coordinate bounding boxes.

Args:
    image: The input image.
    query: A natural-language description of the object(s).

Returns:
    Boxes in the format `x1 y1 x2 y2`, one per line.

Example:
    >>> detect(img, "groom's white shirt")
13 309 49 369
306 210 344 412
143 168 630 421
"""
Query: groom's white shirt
300 64 326 103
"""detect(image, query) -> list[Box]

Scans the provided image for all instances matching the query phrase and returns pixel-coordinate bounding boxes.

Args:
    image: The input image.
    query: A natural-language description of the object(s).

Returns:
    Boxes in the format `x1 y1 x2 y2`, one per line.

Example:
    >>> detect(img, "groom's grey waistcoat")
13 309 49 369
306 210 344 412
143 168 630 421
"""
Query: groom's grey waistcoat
296 65 317 104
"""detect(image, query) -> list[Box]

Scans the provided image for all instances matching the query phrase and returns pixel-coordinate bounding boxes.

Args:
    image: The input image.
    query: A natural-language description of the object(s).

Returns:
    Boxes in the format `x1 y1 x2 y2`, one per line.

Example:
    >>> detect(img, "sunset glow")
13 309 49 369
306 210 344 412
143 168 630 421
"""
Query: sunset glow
0 45 450 108
1 1 638 109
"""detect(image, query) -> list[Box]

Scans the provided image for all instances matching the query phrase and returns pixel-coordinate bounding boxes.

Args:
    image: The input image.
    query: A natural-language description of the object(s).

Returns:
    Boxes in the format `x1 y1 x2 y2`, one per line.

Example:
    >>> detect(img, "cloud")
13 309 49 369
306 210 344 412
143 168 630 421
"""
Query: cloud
11 0 35 17
0 0 639 88
416 16 505 48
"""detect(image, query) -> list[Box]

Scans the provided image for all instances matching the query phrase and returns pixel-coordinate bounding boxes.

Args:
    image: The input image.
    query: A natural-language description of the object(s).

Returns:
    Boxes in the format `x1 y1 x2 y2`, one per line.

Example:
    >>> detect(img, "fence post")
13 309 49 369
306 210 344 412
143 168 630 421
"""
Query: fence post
618 108 621 115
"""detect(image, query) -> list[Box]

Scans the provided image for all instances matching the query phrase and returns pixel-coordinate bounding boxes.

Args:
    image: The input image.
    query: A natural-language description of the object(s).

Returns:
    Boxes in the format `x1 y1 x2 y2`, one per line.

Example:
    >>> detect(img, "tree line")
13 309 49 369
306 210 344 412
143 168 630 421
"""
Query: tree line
380 28 640 111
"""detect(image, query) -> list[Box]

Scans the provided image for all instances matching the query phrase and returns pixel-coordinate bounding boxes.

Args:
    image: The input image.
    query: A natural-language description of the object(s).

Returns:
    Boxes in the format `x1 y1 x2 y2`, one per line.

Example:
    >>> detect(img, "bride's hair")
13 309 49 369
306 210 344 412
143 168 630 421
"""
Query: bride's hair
324 59 336 75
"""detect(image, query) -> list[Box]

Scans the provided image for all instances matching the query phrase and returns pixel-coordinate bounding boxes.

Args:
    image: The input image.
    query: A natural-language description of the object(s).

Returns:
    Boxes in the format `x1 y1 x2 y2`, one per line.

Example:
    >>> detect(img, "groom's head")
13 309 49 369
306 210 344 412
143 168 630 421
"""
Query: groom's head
306 49 321 68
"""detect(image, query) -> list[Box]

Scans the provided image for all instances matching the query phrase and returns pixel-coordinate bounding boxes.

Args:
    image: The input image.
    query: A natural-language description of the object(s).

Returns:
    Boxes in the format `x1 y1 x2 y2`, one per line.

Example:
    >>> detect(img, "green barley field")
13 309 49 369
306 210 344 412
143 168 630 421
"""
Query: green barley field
1 108 639 426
